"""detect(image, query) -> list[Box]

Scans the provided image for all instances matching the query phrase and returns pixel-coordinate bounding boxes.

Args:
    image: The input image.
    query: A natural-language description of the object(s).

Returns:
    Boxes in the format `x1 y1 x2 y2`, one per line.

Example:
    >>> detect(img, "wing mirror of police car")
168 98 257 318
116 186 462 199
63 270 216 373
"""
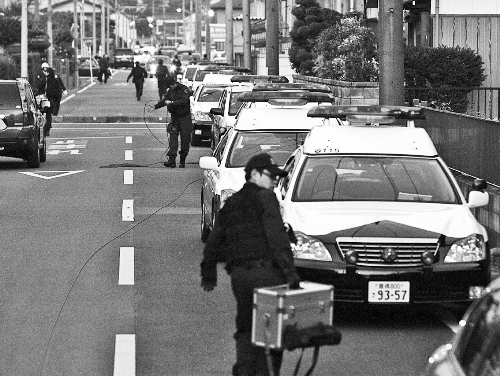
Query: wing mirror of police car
210 107 223 116
199 156 219 170
468 179 489 208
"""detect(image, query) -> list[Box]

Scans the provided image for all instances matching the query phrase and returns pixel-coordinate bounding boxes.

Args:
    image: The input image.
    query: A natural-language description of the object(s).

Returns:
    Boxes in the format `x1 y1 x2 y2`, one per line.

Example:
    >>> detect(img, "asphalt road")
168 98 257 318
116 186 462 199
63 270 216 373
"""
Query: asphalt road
0 78 458 376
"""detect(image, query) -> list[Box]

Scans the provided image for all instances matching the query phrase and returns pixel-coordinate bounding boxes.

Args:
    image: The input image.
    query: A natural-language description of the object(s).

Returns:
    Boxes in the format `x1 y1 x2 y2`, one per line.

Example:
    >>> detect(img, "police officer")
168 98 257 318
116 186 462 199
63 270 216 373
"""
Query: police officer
147 78 193 168
155 59 170 100
201 153 301 376
126 61 148 100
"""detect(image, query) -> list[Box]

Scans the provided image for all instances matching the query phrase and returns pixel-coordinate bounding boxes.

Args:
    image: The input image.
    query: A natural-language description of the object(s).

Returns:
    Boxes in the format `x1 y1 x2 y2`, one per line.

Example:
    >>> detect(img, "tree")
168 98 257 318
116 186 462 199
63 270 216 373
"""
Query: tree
288 0 341 75
312 15 378 82
135 17 152 39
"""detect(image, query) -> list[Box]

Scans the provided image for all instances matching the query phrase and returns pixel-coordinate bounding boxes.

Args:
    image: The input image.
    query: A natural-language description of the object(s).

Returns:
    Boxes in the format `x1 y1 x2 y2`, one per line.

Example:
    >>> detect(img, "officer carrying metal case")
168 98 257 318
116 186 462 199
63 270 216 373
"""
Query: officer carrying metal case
251 281 334 350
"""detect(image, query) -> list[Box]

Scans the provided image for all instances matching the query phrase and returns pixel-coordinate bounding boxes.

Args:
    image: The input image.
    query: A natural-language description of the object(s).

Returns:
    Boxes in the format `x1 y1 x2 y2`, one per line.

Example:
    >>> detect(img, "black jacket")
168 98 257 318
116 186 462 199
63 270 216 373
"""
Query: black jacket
201 182 299 285
127 66 147 83
154 83 191 117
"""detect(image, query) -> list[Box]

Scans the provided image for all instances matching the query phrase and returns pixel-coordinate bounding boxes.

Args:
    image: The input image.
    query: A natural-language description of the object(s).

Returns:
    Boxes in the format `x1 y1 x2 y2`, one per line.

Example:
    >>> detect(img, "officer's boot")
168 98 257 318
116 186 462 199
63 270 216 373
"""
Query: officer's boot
179 155 186 168
163 157 176 168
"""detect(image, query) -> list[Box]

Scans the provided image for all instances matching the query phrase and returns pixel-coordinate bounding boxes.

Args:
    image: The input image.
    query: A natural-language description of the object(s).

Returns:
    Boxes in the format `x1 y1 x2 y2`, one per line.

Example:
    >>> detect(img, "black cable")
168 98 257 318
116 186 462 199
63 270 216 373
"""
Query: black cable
39 177 203 375
140 100 171 166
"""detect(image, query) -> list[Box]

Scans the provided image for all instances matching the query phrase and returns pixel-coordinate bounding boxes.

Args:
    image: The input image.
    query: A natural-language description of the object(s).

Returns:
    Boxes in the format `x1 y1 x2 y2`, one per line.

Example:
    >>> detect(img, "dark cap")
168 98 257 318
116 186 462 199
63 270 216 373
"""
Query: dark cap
158 59 163 63
244 153 287 177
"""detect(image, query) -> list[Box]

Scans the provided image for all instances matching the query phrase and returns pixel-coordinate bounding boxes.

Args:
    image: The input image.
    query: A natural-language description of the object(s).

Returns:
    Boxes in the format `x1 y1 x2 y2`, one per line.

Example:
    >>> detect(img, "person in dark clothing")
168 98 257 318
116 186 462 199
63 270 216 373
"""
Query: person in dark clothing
98 55 110 84
147 79 193 168
172 54 182 76
201 153 301 376
126 62 148 100
53 72 67 116
37 67 61 136
155 59 170 100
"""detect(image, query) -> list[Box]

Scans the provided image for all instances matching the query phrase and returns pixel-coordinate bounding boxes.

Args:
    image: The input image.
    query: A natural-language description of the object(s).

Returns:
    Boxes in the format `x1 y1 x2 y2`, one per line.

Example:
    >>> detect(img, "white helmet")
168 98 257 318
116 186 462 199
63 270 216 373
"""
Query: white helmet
41 62 50 68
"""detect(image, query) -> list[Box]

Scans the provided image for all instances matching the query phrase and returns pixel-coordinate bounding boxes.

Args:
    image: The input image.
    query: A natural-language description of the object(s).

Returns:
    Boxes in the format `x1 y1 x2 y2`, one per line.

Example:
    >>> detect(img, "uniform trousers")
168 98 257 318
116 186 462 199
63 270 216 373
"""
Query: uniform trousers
230 263 286 376
167 114 193 158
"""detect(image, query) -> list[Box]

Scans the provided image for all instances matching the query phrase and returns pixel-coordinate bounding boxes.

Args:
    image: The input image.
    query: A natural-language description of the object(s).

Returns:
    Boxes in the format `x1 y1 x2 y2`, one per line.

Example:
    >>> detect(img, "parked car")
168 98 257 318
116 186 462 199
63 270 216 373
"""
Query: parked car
421 277 500 376
276 105 491 305
113 48 134 68
198 91 338 242
0 78 47 168
78 56 100 77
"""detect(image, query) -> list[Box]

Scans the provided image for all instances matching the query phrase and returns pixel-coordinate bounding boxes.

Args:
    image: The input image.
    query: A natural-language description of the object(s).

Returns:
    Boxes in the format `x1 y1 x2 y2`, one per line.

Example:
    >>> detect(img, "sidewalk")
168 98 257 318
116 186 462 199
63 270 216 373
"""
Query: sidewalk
54 69 169 123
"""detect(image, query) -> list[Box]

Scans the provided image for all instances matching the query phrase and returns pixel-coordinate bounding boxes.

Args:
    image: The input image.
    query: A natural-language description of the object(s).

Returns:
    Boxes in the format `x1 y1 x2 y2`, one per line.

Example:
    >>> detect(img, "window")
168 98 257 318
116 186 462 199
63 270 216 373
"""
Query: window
0 83 22 109
214 128 231 163
294 156 459 203
229 92 246 116
227 131 308 168
281 150 302 198
198 87 224 103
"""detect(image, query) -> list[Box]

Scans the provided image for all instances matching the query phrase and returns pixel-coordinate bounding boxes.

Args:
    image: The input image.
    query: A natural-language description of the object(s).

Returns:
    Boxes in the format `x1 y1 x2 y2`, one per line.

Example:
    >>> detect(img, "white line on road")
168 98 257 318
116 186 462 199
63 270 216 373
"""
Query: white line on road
122 199 134 221
60 94 75 104
124 170 133 185
125 150 133 161
125 136 133 143
77 81 96 93
113 334 135 376
118 247 134 285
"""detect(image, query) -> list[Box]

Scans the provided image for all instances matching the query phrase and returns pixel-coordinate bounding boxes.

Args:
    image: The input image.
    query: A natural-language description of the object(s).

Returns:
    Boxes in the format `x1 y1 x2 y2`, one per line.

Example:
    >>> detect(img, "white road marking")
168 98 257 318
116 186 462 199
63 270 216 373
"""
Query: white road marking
122 199 134 221
125 150 133 161
77 82 96 93
124 170 133 185
60 94 75 104
118 247 134 285
20 170 85 180
113 334 135 376
125 136 133 144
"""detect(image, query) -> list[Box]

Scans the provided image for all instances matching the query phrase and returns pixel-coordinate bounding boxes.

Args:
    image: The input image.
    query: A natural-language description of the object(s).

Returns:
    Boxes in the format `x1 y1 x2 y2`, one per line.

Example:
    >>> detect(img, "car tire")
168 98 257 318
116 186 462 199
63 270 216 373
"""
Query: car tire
40 137 47 163
200 196 210 243
26 138 41 168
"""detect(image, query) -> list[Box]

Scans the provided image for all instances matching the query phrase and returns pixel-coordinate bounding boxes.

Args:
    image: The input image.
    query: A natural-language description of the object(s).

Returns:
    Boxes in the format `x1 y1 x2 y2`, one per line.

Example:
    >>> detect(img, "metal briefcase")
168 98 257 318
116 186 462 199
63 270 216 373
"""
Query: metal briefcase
251 281 334 349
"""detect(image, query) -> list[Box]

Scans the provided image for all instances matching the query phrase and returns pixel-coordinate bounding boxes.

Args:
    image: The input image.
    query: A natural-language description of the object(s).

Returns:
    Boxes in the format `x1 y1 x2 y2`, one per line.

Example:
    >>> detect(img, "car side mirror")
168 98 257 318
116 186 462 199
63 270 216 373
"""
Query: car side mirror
210 107 223 116
468 179 489 208
199 156 219 170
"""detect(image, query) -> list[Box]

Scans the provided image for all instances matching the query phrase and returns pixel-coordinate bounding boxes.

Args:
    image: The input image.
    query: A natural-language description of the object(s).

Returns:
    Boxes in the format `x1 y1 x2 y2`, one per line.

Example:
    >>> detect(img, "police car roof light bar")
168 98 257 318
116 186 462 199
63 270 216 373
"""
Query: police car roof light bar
230 75 289 83
307 105 426 119
237 91 335 103
252 83 333 94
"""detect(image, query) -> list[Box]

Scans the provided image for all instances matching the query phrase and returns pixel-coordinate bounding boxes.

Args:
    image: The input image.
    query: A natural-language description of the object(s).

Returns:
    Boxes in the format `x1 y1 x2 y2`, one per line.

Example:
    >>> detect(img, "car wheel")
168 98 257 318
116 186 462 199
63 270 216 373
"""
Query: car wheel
200 196 210 243
26 138 41 168
39 136 47 163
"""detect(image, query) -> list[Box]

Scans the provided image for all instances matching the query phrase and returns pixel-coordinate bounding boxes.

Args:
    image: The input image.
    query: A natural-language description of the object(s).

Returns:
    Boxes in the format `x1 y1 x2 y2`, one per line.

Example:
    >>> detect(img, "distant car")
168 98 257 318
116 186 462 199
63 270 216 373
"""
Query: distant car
113 48 134 68
78 56 100 77
190 82 226 146
0 78 47 168
421 277 500 376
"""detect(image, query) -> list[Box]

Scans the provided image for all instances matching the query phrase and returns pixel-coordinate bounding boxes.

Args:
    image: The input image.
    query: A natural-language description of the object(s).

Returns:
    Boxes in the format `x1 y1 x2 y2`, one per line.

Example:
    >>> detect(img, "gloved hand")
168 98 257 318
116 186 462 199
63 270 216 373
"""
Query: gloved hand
287 273 301 289
63 90 68 95
201 279 216 292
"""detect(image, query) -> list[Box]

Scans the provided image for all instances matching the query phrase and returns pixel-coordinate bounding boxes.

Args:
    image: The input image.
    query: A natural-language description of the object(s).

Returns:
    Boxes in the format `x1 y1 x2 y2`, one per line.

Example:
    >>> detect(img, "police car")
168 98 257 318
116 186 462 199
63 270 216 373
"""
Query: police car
277 105 491 305
198 91 340 242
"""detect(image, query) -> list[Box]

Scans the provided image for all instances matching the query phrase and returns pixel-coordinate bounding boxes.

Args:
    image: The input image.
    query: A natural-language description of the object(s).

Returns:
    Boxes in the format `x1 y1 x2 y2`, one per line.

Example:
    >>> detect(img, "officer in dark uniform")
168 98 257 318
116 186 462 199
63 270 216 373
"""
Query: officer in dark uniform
148 79 193 168
155 59 171 100
126 61 148 100
201 153 301 376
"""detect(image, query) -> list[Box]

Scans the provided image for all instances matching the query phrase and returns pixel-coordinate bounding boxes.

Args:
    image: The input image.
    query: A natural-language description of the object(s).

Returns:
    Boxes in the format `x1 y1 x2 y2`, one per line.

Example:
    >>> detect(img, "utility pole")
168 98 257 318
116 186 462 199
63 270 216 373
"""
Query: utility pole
106 2 110 54
93 0 97 55
73 0 79 87
224 0 233 64
21 0 28 78
378 0 404 105
195 0 202 52
204 0 210 59
242 0 251 70
47 0 53 66
266 0 279 75
80 0 85 55
101 0 105 55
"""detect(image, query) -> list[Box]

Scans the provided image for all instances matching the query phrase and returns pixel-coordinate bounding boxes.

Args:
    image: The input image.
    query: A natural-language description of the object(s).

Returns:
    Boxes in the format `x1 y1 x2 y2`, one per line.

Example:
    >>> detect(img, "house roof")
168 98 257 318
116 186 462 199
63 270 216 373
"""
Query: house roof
211 0 242 10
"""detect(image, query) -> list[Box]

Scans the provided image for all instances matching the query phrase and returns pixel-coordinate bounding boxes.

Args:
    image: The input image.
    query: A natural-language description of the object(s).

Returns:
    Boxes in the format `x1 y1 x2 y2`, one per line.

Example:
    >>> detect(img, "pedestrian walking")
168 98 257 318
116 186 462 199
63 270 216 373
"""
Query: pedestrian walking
172 54 182 77
98 55 110 84
126 62 148 100
37 67 61 136
155 59 170 100
53 71 68 116
147 78 193 168
200 153 301 376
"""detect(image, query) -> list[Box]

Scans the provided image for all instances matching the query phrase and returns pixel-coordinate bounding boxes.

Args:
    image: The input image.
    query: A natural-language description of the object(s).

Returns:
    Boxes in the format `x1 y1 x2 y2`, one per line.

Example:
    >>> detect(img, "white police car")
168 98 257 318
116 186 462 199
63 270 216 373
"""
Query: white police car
277 105 491 305
198 91 340 242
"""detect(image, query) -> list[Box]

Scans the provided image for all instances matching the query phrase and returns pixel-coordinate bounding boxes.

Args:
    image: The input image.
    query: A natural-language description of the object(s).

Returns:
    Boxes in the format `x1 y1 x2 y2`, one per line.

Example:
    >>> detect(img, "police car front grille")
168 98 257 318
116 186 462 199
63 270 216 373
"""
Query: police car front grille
337 237 439 267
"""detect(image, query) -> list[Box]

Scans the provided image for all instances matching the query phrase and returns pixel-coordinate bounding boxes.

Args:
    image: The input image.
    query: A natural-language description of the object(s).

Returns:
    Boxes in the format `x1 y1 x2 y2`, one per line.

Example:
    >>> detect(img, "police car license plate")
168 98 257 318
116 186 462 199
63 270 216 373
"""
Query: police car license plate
368 281 410 303
195 130 202 135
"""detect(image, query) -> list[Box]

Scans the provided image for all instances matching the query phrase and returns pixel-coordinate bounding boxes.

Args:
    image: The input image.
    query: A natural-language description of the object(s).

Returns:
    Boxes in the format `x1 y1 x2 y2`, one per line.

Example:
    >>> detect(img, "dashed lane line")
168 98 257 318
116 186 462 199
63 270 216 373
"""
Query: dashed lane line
124 170 133 185
113 334 136 376
118 247 135 285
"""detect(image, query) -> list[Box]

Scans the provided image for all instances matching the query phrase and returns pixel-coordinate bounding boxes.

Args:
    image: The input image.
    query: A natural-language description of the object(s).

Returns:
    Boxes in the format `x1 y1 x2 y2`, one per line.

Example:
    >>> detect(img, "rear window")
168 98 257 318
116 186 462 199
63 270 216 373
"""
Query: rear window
0 83 21 109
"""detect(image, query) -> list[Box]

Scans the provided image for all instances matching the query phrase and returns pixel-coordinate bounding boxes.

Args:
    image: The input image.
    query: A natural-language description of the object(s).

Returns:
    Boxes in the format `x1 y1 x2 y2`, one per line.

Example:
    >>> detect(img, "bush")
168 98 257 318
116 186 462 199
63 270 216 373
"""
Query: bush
0 54 18 79
404 45 486 112
8 52 43 86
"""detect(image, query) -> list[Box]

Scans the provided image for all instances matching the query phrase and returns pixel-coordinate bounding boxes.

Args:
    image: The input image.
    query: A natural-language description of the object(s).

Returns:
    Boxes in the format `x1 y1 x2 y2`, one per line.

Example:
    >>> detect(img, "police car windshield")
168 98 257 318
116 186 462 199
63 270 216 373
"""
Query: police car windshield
198 87 224 102
0 83 22 109
294 156 459 203
227 132 308 168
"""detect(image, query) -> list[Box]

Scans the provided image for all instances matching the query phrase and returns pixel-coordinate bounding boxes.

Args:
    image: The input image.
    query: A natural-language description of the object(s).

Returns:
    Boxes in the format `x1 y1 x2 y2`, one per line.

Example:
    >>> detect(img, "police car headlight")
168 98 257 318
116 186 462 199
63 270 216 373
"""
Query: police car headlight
194 111 211 122
445 234 486 262
291 232 332 261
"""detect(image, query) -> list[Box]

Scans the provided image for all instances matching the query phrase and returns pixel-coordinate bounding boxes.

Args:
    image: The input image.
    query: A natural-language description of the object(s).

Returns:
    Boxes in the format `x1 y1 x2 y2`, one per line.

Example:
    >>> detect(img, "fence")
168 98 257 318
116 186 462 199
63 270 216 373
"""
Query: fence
406 87 500 120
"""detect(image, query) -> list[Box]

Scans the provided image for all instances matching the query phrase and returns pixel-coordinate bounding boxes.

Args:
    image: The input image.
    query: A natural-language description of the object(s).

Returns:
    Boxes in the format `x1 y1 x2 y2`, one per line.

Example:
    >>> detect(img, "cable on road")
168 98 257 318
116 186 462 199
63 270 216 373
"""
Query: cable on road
142 100 170 166
39 176 203 375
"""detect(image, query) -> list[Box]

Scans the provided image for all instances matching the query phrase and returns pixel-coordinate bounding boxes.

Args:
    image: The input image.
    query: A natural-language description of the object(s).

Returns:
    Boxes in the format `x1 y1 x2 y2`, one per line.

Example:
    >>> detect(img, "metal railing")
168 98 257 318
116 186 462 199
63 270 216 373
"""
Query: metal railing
406 87 500 121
